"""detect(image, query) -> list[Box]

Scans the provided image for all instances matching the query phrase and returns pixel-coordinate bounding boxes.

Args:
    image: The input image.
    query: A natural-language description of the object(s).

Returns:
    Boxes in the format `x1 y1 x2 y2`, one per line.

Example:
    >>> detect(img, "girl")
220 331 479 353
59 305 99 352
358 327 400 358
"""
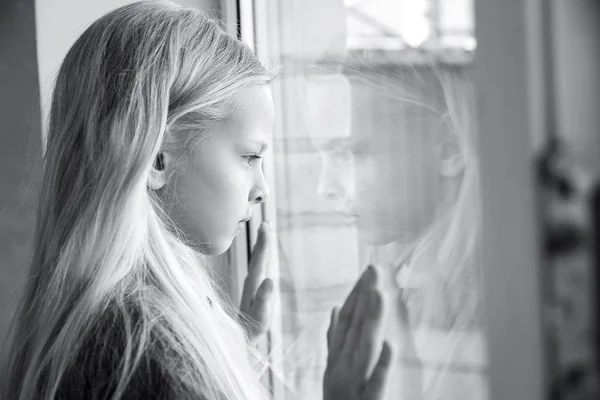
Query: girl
0 1 392 399
316 59 485 399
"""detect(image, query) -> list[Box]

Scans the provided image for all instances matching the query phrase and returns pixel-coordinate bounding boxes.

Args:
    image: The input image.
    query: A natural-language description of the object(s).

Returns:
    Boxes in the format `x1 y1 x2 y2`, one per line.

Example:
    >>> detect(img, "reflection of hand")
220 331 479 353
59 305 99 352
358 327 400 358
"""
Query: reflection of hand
323 266 393 400
239 222 273 345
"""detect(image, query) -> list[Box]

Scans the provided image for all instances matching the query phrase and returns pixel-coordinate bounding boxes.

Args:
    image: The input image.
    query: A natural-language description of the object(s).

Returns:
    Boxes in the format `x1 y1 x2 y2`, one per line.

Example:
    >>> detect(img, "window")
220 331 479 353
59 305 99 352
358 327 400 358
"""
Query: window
243 1 488 399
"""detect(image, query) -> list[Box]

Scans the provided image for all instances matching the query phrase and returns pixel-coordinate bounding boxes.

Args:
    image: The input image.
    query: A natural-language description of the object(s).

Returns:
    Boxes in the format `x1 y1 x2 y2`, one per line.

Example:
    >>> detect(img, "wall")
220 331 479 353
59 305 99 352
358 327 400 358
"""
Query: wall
35 0 221 136
0 0 42 344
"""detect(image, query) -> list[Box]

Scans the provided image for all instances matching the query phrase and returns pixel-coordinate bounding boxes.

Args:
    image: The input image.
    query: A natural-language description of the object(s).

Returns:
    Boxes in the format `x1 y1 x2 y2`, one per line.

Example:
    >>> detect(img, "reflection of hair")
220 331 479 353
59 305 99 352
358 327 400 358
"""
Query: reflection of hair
1 2 272 399
413 64 483 398
391 65 480 328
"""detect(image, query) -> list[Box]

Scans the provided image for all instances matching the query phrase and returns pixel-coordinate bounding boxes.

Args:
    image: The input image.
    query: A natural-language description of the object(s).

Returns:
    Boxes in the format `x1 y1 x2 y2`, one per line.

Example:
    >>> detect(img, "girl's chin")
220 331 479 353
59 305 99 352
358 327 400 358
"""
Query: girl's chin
195 235 236 256
207 223 246 255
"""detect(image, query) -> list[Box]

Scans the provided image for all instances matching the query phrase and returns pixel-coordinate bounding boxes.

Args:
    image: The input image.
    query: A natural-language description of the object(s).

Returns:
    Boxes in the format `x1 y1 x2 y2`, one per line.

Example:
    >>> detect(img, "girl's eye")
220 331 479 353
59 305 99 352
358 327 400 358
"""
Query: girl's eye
243 155 262 166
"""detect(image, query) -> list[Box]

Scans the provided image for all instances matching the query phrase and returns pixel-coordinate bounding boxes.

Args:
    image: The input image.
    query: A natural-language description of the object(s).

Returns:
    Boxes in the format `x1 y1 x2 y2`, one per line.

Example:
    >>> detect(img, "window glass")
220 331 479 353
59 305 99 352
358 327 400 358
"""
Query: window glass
253 1 487 398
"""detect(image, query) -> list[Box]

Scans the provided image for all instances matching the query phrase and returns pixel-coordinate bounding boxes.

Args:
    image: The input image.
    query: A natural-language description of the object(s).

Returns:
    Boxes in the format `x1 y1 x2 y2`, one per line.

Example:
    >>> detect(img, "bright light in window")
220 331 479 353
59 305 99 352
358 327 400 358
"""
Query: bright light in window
399 0 430 47
345 0 432 48
401 18 430 47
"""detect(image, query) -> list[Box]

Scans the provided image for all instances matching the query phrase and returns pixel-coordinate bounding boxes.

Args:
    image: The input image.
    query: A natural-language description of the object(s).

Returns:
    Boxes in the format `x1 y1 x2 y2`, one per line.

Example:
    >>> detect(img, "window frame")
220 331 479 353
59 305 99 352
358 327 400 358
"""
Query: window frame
472 0 550 399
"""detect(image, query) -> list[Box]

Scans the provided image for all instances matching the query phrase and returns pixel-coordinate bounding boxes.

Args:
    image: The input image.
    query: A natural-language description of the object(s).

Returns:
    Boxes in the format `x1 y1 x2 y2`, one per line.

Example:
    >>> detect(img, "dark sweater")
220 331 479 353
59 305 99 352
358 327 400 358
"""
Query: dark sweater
52 309 179 400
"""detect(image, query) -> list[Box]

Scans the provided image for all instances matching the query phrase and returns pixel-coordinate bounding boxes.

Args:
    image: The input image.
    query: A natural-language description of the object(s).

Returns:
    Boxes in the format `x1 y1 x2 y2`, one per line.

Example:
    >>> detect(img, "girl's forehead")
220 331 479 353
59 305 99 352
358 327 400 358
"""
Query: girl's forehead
219 86 274 141
233 87 273 119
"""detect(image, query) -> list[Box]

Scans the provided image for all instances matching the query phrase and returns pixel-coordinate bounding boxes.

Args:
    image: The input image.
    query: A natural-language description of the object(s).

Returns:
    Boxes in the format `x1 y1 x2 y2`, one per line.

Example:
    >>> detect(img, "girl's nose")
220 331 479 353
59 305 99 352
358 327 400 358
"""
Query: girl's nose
317 159 349 201
250 170 270 205
317 176 346 200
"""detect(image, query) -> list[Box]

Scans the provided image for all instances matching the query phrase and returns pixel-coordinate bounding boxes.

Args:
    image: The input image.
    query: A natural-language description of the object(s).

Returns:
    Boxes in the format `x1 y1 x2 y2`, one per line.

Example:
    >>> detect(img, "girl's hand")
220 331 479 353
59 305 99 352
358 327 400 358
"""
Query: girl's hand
324 265 393 400
239 222 274 345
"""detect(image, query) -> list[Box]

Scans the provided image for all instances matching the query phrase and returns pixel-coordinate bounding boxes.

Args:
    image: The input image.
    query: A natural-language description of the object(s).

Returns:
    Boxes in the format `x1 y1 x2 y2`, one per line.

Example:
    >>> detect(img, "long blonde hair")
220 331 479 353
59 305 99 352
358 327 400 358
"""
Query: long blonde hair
409 63 483 399
1 1 273 399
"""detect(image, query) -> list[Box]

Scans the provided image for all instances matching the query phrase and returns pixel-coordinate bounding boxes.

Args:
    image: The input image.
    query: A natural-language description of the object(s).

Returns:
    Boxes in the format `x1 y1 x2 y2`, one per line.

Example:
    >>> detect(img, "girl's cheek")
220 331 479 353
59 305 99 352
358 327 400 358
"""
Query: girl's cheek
357 157 379 182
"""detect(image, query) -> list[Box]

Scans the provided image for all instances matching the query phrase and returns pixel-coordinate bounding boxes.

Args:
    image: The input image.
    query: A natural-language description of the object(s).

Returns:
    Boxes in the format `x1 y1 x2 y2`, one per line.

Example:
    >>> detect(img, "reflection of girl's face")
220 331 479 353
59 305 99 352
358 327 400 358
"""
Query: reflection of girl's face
318 82 442 245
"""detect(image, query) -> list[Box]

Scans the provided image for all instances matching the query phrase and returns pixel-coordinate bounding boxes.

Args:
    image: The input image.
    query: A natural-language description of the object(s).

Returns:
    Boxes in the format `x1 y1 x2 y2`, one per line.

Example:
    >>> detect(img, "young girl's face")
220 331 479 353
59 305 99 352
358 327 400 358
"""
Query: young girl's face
162 86 274 255
318 81 441 245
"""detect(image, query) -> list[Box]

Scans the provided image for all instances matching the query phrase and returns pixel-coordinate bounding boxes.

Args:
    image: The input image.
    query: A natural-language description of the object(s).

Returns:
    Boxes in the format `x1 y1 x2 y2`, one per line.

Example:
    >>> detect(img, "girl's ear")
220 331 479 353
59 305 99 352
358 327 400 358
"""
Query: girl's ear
148 152 170 190
436 113 466 178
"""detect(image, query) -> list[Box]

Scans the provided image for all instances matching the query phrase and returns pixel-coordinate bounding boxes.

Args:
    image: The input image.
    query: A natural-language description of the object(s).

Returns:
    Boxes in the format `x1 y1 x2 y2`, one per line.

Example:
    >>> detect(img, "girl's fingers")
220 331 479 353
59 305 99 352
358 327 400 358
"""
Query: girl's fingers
324 276 392 400
326 307 339 361
361 341 393 400
327 307 339 365
256 276 274 297
332 266 378 356
240 222 270 311
249 222 270 276
252 278 274 309
246 278 273 336
340 289 375 362
352 290 385 373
